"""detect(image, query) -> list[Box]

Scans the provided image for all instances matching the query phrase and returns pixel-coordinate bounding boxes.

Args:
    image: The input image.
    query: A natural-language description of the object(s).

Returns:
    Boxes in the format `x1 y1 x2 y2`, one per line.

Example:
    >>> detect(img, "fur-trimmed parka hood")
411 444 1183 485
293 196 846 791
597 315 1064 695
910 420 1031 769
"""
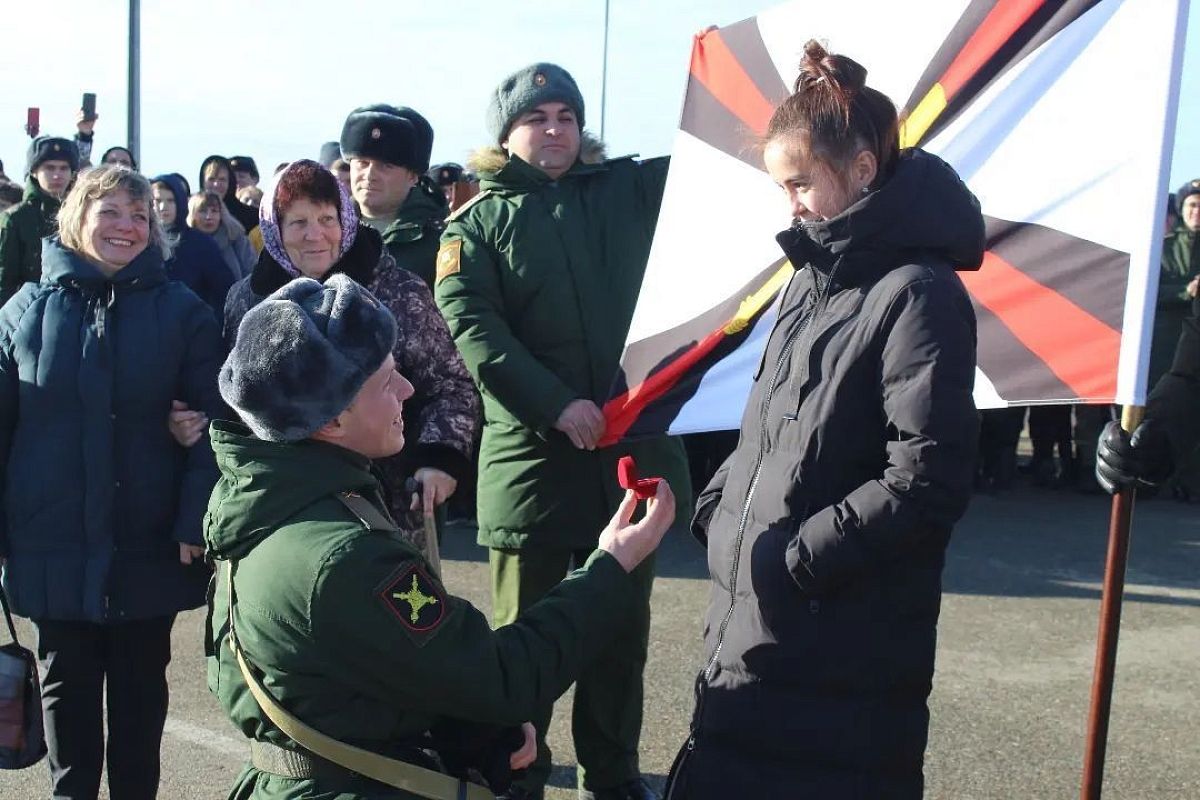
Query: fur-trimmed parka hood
467 131 607 176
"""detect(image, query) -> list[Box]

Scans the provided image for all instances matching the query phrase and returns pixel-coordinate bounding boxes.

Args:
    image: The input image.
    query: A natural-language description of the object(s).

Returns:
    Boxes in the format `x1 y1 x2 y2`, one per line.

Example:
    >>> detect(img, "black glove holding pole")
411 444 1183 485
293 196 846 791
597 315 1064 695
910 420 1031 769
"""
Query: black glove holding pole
1094 419 1174 494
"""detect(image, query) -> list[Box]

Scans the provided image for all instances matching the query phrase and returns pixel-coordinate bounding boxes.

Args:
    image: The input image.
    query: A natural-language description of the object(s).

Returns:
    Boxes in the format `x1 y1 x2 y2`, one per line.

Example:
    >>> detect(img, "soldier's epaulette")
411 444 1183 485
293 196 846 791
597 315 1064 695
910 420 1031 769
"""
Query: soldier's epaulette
336 491 398 532
445 189 493 223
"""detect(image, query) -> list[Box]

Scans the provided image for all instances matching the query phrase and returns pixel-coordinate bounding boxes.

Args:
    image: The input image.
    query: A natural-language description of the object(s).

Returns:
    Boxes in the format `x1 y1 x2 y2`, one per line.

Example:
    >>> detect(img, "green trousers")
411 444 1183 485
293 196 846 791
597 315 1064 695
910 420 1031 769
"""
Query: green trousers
490 546 656 793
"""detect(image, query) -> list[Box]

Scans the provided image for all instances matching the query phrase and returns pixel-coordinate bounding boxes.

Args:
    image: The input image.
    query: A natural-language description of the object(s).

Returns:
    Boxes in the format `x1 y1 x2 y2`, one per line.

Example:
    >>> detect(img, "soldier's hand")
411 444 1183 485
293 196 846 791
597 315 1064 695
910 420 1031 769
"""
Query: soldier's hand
179 543 205 565
410 467 458 515
1095 419 1173 494
509 723 536 770
554 399 606 450
599 482 676 573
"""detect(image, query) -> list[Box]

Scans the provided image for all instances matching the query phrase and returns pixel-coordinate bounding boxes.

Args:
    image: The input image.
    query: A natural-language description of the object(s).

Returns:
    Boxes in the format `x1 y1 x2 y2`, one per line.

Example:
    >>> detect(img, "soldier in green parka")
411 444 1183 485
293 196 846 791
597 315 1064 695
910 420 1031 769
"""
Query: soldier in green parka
205 274 677 800
434 63 692 800
0 135 79 304
1153 180 1200 497
341 105 449 291
1153 180 1200 385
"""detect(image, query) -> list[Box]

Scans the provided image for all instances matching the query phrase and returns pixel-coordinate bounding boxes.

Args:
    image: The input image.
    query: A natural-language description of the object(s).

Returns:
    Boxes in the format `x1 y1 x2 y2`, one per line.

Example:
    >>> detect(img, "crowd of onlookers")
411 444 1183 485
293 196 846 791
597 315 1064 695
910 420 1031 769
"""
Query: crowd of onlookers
0 78 1196 800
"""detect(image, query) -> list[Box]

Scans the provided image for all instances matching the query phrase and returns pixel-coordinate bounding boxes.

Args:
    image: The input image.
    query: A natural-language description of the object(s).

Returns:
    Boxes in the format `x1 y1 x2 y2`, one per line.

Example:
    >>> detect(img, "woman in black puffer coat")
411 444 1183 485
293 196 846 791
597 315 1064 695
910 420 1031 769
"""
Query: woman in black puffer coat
666 41 984 800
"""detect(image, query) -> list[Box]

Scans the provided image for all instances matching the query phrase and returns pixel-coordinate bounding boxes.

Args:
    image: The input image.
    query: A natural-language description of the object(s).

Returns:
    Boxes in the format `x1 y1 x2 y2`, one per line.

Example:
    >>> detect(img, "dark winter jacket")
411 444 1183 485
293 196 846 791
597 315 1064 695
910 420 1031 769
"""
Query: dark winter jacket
153 173 235 316
672 150 983 799
223 225 479 549
436 136 692 550
1152 225 1199 384
1144 298 1200 464
200 155 259 234
0 179 60 304
378 177 448 291
204 420 638 799
0 236 226 622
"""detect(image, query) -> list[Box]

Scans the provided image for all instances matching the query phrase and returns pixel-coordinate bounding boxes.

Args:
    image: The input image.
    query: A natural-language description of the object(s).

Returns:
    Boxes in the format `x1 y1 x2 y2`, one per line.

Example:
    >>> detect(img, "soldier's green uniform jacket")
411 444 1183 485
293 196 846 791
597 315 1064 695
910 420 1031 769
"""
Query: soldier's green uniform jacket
380 180 448 291
204 420 639 799
435 137 692 551
0 179 60 304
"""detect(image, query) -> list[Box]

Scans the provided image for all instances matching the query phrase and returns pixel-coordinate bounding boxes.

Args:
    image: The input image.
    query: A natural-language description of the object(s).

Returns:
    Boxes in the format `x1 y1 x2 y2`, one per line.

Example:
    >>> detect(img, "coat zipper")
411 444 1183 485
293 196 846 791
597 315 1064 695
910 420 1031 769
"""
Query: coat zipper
680 259 837 763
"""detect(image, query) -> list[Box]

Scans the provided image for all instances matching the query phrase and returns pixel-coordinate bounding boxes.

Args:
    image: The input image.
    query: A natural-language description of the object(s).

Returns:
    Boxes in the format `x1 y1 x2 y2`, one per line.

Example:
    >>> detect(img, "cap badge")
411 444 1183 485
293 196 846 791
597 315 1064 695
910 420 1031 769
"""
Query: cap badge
52 143 61 151
534 73 547 87
371 127 382 140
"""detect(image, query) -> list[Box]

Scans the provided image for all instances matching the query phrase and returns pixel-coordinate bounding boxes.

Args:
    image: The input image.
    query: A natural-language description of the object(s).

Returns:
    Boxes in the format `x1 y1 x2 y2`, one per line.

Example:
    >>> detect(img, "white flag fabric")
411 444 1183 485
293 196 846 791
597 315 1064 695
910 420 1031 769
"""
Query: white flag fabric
601 0 1190 444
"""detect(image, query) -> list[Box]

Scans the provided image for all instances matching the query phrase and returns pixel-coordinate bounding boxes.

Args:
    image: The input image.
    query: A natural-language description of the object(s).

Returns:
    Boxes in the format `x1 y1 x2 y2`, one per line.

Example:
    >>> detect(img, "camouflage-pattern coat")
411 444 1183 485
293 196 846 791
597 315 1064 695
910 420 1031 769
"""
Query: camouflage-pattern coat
223 224 480 551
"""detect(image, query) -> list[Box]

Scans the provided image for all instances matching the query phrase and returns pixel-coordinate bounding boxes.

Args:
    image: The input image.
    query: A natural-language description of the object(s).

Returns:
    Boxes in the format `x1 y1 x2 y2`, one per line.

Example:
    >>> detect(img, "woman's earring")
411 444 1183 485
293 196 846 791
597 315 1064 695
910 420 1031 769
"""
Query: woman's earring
860 185 870 195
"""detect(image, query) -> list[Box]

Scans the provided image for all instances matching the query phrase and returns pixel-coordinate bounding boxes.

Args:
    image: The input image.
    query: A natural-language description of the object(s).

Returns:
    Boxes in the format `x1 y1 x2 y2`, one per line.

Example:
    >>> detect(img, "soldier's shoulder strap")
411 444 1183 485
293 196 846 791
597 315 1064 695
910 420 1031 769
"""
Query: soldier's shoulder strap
445 189 493 223
336 491 398 532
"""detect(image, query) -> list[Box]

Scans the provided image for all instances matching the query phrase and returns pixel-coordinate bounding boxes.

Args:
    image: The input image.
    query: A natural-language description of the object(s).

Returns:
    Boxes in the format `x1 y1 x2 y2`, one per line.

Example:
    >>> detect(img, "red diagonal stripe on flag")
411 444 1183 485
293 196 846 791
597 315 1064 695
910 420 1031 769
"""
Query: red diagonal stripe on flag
960 251 1119 399
600 328 728 446
690 31 776 137
941 0 1048 96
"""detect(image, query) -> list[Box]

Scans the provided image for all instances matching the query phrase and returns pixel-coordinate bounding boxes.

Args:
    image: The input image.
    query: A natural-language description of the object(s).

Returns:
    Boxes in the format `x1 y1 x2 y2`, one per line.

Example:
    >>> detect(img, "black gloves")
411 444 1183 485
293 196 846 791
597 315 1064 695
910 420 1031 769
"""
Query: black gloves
1095 419 1174 494
430 720 526 793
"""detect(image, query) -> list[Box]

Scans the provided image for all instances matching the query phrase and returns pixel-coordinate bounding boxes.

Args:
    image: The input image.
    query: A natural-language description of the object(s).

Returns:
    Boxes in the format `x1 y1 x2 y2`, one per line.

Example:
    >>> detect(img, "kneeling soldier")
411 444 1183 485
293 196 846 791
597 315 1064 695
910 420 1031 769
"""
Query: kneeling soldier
205 275 675 799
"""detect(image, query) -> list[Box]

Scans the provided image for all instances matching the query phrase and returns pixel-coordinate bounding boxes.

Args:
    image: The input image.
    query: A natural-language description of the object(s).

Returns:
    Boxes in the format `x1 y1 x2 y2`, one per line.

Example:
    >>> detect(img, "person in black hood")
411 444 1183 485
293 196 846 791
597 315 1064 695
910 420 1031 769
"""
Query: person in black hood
199 155 259 234
150 173 234 317
665 40 983 800
100 146 138 171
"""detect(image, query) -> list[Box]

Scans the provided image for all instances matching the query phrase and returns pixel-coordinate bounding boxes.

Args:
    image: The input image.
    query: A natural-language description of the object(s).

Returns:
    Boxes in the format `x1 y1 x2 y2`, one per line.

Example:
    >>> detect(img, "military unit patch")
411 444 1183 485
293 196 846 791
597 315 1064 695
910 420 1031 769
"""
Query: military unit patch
376 563 446 644
436 239 462 283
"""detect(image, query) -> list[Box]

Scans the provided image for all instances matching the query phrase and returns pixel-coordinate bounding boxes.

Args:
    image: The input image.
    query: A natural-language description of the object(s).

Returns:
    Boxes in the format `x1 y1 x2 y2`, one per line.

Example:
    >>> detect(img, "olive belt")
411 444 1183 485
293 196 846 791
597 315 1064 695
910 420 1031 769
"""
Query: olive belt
250 739 359 783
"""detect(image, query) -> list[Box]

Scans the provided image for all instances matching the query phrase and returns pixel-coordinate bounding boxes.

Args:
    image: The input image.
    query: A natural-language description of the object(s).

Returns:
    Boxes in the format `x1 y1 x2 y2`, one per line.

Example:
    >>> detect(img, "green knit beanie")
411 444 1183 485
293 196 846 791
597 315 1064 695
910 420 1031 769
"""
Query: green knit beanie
486 63 585 143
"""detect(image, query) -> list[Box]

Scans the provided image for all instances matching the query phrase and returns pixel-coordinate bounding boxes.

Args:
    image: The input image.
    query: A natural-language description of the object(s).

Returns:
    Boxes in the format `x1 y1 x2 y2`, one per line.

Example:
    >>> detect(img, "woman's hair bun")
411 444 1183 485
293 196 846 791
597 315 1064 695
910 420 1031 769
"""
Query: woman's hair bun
794 39 868 99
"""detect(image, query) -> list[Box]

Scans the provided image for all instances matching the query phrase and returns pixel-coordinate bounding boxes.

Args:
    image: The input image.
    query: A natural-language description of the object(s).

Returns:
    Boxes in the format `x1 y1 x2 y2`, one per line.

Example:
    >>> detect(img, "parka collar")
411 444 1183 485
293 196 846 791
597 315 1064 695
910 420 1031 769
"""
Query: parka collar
776 149 986 288
471 132 611 191
204 420 380 560
40 235 167 292
23 177 60 209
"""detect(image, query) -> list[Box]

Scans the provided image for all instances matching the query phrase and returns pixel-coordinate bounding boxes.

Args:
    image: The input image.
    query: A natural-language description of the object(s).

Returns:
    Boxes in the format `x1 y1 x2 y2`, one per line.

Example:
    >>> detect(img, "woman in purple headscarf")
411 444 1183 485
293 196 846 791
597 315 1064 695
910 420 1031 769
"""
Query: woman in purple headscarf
220 159 480 559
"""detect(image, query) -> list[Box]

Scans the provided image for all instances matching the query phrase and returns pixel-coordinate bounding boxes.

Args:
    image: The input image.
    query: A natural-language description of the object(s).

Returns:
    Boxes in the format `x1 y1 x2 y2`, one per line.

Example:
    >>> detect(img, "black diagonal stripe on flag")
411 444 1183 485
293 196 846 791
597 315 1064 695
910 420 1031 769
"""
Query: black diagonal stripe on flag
962 222 1125 401
680 19 789 168
974 303 1077 400
680 81 765 172
605 258 788 442
902 0 996 116
717 16 791 106
905 0 1101 148
985 216 1127 332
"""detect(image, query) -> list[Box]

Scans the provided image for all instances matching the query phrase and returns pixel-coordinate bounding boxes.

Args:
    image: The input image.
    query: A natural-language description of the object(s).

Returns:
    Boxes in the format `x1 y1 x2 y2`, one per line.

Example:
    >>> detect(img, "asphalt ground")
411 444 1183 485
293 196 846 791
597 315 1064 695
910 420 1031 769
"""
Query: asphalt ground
2 486 1197 799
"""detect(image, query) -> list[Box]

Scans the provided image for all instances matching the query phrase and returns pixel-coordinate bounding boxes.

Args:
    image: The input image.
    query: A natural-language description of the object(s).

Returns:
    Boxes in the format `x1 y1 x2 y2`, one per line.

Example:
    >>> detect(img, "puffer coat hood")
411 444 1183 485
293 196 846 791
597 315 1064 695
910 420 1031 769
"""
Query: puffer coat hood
152 172 234 316
778 148 985 281
200 155 259 233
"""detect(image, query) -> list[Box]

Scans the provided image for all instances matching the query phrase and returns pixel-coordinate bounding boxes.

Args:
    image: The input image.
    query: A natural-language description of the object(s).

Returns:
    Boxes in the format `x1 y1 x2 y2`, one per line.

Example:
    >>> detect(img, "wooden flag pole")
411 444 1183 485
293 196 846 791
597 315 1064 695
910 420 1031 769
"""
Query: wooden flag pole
1080 404 1145 800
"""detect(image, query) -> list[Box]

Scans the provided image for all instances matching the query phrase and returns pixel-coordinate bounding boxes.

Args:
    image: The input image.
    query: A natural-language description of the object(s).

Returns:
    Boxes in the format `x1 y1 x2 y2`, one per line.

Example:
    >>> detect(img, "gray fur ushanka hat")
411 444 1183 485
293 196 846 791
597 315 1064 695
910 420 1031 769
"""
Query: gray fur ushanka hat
487 63 585 143
219 275 398 442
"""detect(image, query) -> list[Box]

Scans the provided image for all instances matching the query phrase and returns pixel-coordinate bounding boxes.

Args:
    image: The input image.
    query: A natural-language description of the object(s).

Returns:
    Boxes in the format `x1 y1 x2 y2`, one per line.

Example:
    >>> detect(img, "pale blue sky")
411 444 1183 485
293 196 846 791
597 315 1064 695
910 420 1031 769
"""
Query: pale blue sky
2 0 1197 191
